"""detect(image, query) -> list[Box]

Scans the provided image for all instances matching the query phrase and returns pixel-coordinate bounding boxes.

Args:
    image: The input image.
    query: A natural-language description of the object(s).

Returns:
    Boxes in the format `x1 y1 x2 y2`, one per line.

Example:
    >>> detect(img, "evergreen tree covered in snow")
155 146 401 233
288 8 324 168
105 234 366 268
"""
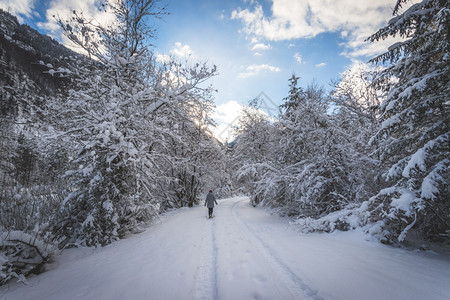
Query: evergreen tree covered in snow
365 0 449 243
266 77 365 218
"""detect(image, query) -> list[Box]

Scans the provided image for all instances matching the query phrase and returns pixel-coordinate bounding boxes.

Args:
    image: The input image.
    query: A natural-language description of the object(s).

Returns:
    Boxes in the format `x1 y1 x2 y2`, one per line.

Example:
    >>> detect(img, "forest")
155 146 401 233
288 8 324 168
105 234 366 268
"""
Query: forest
0 0 448 284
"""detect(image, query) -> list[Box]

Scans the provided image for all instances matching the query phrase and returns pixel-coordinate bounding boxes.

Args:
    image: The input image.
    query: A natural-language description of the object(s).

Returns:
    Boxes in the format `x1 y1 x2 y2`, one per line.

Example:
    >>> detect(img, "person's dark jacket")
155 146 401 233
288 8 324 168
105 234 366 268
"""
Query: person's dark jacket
204 192 217 208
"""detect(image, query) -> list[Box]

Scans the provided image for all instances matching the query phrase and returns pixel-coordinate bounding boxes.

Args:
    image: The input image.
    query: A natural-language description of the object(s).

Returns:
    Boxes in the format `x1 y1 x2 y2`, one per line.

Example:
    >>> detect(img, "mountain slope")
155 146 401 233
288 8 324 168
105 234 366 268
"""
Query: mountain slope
1 197 449 300
0 9 84 117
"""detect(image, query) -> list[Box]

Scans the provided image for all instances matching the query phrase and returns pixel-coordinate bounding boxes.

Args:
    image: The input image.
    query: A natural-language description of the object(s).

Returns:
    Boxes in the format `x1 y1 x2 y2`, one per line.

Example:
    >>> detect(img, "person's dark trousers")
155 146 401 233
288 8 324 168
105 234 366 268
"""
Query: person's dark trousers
208 208 213 218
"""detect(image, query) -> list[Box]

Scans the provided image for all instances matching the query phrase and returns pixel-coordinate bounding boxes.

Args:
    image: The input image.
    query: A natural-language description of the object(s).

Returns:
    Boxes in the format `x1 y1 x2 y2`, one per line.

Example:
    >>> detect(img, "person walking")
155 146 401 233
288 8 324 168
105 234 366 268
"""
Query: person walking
204 190 218 219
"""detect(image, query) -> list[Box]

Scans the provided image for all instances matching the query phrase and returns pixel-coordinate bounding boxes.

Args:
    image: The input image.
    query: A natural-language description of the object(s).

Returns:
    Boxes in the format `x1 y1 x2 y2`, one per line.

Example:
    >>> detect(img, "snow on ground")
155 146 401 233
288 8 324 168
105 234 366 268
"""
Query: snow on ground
1 197 449 300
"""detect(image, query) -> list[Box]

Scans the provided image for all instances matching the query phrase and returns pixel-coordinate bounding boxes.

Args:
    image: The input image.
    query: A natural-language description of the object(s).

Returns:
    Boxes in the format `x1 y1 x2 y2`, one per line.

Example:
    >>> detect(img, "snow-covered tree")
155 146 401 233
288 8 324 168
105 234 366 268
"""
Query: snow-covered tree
233 73 381 228
50 0 218 246
265 78 361 217
151 60 226 209
329 62 383 198
331 61 381 124
365 0 449 243
0 43 65 283
1 1 223 282
231 102 278 205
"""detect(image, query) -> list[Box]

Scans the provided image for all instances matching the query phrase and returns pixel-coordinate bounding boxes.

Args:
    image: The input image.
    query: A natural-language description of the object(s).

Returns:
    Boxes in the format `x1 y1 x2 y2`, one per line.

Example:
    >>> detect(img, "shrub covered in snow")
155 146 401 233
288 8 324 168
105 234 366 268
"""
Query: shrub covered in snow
0 230 56 285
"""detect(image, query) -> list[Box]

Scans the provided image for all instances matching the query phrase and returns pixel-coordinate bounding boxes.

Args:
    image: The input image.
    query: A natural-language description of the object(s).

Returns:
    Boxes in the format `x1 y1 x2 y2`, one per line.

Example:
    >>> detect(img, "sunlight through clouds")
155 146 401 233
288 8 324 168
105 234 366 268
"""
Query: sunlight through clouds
211 100 244 142
211 99 275 142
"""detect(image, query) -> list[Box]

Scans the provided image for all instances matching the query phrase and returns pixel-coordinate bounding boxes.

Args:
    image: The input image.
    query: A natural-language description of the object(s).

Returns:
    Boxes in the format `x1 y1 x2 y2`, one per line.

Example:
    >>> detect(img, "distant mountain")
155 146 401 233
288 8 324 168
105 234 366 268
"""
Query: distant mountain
0 9 84 117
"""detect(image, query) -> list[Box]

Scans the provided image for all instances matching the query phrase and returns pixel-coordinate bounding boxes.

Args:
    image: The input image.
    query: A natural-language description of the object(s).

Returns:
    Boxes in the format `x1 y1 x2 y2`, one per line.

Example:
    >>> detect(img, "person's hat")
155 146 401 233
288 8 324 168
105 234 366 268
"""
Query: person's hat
209 190 213 192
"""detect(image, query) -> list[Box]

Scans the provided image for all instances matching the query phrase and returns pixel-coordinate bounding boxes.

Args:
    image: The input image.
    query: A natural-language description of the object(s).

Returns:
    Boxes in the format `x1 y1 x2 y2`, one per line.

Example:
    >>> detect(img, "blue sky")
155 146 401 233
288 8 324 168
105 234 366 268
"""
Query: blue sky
0 0 404 140
155 0 350 103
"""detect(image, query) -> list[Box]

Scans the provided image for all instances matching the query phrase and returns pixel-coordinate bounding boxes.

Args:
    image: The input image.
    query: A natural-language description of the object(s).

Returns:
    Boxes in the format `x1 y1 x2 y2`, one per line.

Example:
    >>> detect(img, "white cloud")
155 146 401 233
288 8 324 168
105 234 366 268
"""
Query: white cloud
238 64 281 78
251 43 271 51
211 101 245 142
316 62 326 67
170 42 193 58
294 52 302 63
0 0 35 21
155 42 194 63
341 35 403 58
39 0 116 32
231 0 419 58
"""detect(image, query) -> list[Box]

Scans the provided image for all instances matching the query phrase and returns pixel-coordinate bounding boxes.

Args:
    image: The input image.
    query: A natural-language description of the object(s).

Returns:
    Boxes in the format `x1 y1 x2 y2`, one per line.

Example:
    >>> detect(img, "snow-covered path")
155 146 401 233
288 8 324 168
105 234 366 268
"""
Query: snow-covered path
1 197 449 300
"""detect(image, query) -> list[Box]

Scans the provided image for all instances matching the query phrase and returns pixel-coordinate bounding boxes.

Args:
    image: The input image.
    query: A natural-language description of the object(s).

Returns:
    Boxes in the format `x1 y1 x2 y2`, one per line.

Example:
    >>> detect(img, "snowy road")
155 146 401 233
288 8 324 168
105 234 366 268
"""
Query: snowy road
1 197 449 300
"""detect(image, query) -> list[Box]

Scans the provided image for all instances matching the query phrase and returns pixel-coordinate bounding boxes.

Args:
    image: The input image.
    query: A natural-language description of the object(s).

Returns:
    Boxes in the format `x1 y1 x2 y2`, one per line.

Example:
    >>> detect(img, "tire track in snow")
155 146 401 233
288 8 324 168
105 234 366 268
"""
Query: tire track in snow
231 199 324 300
190 216 218 300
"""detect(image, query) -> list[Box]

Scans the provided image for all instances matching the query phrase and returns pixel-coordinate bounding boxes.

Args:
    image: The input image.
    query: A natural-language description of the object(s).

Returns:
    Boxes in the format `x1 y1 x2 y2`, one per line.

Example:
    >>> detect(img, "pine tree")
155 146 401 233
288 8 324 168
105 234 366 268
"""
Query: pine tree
366 0 449 243
280 74 305 115
274 80 360 217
